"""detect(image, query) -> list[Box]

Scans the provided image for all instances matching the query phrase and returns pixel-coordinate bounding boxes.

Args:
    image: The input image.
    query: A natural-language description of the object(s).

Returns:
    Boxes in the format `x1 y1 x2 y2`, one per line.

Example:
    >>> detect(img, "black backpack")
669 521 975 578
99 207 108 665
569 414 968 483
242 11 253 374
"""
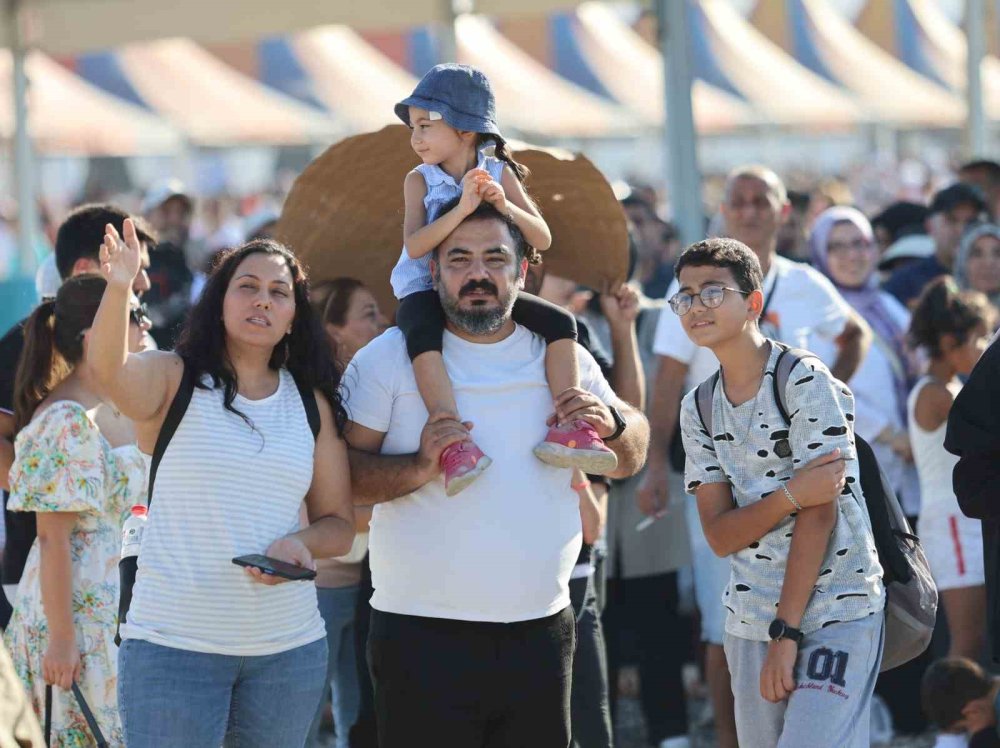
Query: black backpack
693 343 937 671
115 359 320 645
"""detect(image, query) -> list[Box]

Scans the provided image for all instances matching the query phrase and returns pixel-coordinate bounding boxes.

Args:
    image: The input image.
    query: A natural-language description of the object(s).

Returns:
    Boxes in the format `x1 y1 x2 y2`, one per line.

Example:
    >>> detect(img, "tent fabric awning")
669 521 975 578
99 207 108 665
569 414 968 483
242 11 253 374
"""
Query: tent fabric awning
73 38 340 146
453 14 640 139
750 0 964 126
694 0 862 126
0 51 180 155
547 3 755 132
262 26 418 133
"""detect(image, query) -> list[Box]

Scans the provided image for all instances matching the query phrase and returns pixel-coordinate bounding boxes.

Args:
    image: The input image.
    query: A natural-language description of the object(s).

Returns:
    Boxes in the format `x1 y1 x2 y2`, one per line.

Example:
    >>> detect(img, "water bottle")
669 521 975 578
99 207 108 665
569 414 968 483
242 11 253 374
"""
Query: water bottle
116 505 147 645
121 505 148 560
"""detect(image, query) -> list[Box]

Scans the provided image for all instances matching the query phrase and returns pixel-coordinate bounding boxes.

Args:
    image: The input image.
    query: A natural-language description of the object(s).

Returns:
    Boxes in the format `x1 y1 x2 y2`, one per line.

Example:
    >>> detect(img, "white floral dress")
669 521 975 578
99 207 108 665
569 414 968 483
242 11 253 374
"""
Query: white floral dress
3 402 146 747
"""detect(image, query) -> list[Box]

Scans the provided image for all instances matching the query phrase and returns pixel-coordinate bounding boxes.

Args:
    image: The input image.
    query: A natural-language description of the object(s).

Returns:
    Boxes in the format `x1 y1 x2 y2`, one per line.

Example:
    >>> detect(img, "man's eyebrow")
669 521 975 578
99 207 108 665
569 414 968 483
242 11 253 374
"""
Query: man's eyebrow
485 246 511 255
445 247 472 257
677 279 727 293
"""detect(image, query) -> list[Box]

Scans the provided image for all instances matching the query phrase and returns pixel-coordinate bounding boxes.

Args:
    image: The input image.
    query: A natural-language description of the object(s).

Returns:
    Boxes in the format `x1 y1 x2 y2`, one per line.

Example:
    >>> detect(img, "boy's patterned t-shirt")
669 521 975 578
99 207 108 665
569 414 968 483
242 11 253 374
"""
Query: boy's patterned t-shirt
679 342 885 642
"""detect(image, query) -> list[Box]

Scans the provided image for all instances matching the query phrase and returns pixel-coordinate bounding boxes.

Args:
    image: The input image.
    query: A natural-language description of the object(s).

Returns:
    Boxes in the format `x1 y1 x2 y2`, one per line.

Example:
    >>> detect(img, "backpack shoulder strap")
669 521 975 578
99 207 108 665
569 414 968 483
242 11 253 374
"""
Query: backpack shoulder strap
292 373 321 441
147 358 196 508
771 342 820 425
694 370 720 436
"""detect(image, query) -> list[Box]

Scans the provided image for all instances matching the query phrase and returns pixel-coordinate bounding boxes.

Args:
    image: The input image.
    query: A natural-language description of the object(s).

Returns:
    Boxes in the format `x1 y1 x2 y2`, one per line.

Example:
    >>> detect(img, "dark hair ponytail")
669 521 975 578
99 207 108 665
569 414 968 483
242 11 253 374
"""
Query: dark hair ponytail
14 274 107 431
478 134 529 184
909 277 993 359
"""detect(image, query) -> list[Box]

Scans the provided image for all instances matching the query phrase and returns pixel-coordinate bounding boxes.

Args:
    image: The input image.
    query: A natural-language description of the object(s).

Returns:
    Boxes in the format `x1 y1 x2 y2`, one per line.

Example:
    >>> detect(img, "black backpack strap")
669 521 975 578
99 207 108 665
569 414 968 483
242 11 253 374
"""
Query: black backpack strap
694 371 720 436
147 358 196 508
292 374 321 441
771 342 820 426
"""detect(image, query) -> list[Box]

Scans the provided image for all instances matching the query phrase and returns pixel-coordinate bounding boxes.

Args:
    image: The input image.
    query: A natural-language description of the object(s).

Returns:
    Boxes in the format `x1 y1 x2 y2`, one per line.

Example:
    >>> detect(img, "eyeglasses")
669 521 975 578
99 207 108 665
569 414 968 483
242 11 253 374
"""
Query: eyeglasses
129 303 150 327
668 286 749 316
827 238 872 254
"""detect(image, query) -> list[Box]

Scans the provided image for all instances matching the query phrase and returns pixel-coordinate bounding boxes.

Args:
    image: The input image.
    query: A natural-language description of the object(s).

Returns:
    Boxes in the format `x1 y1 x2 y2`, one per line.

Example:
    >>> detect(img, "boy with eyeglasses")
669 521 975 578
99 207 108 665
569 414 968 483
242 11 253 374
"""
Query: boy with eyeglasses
674 237 885 748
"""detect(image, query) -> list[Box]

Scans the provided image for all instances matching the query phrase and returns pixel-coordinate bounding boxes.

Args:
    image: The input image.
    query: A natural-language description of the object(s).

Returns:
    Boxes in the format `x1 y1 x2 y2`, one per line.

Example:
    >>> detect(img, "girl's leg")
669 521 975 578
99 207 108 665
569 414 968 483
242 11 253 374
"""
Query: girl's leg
941 585 987 659
224 638 328 748
397 290 491 495
513 293 617 473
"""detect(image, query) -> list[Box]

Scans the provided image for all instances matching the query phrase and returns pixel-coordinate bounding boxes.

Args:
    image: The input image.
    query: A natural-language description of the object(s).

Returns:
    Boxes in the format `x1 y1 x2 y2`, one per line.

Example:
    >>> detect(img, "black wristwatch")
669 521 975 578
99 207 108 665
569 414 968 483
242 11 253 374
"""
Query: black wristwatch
604 405 627 442
768 618 804 644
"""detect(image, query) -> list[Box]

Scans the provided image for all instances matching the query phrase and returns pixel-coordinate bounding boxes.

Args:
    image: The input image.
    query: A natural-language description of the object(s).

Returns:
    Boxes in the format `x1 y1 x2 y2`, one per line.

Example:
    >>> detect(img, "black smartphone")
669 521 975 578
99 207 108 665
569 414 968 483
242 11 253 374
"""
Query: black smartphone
232 554 317 581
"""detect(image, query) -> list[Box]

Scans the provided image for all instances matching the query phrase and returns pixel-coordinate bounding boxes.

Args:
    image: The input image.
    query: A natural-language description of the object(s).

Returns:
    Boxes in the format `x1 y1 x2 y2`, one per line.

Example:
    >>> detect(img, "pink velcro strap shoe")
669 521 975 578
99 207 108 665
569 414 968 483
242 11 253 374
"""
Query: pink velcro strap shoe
440 440 492 497
533 420 618 474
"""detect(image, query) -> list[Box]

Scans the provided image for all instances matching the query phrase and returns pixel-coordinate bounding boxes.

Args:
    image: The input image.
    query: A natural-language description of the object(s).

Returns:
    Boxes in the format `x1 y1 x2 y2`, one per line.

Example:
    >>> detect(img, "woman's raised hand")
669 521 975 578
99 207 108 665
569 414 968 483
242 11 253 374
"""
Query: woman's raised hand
100 219 142 290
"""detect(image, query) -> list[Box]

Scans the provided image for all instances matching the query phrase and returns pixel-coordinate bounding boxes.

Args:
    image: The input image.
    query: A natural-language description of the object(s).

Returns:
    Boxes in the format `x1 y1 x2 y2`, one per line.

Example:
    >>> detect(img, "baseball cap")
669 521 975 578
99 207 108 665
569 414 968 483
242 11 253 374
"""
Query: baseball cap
929 183 987 216
878 234 935 270
141 179 193 215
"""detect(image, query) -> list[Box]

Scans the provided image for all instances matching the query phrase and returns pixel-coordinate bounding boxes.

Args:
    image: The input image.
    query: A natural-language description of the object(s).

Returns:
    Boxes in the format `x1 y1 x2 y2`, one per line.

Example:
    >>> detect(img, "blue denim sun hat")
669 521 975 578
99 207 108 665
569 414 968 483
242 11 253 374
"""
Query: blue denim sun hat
395 63 502 138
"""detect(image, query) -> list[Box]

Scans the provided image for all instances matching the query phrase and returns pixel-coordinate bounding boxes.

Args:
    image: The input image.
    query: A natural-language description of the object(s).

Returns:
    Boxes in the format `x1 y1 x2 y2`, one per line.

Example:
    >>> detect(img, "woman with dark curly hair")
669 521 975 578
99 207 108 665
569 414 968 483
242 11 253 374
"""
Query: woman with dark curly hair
89 220 355 748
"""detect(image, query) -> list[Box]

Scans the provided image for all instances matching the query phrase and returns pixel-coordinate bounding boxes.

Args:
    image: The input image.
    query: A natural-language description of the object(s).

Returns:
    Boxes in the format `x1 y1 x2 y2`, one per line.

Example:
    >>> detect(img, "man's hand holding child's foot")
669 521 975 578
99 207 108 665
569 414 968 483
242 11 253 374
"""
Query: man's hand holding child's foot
533 387 618 474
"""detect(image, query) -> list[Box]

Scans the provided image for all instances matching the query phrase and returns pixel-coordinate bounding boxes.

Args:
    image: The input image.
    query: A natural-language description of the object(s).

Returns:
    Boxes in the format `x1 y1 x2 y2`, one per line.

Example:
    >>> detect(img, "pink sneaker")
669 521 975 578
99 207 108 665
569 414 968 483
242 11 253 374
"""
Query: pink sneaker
533 420 618 473
440 440 492 497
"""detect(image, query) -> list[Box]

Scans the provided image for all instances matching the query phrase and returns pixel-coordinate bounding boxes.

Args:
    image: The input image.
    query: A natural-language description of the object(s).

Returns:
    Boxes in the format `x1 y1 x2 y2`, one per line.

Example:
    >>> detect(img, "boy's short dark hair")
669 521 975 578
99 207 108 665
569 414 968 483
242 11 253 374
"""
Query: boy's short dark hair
433 197 528 262
921 657 993 730
55 203 157 280
674 237 763 294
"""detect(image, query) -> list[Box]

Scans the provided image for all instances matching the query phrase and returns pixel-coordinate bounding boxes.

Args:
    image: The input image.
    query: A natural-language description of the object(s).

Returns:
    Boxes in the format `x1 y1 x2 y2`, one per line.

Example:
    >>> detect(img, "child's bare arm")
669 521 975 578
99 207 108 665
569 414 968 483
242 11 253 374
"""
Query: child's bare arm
499 167 552 251
696 449 846 557
403 170 479 259
776 502 837 627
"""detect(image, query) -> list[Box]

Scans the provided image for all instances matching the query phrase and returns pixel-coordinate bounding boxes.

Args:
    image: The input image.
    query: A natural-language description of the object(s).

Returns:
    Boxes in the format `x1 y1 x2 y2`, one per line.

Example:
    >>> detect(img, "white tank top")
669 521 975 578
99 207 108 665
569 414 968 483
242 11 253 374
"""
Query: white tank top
122 369 326 656
908 376 962 519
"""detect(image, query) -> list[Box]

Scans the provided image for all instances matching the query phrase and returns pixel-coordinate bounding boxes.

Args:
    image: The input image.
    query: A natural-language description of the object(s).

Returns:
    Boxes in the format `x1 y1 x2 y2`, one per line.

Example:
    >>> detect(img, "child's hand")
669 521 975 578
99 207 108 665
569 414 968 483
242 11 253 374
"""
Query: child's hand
760 639 798 703
785 449 845 508
477 179 508 214
458 170 489 216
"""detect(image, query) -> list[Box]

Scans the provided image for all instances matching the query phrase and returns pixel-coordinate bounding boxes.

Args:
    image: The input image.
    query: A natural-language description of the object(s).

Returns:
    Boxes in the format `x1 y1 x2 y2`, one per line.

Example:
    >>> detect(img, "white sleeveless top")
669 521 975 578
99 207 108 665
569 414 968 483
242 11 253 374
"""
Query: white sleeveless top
390 148 506 299
908 376 962 519
122 369 326 656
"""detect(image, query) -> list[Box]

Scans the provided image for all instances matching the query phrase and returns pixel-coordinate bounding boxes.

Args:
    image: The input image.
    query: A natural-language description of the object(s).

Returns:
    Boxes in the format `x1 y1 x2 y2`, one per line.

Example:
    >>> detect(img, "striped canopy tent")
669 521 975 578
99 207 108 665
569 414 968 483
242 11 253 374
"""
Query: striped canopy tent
687 0 862 126
69 38 340 147
750 0 963 126
856 0 1000 119
363 14 640 139
0 51 179 155
498 3 755 132
252 26 419 132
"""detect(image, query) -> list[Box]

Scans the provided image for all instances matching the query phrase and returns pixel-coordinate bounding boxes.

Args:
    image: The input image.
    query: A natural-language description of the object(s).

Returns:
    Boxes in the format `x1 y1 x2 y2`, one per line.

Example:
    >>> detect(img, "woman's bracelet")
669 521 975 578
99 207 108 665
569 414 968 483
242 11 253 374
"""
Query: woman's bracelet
781 484 803 511
572 481 592 492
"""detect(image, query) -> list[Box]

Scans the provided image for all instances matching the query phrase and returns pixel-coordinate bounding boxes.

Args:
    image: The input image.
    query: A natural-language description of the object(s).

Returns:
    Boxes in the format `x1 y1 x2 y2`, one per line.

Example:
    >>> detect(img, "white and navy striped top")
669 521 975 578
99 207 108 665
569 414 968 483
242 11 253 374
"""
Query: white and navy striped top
121 369 325 656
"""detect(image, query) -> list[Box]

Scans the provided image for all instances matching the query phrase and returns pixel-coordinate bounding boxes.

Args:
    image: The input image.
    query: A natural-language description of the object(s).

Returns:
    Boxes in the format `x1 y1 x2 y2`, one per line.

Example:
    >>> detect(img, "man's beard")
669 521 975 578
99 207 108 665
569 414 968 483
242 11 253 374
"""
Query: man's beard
438 277 518 336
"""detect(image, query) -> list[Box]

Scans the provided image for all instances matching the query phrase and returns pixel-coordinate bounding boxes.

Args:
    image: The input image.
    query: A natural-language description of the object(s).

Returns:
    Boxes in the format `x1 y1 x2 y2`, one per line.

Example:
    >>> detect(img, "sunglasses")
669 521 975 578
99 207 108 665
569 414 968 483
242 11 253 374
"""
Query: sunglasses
668 286 749 317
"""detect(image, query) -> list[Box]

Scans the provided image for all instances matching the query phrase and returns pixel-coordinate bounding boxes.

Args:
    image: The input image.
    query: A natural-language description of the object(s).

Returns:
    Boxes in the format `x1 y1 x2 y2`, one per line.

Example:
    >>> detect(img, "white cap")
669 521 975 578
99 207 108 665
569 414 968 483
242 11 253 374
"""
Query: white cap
141 178 192 215
35 253 60 300
878 234 934 270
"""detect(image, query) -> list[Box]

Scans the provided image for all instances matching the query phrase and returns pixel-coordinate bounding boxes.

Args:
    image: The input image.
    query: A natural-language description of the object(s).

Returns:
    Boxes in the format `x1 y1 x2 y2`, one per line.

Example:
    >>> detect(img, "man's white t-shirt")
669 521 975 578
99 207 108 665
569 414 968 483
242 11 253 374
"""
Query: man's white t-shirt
653 255 853 393
342 325 616 623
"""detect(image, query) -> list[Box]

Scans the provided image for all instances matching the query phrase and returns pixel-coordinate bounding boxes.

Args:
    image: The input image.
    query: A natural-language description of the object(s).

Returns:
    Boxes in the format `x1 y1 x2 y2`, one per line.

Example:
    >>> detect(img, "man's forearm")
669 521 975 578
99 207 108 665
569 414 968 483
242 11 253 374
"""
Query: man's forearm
830 313 871 383
776 502 837 627
609 323 644 410
606 410 650 479
348 449 432 506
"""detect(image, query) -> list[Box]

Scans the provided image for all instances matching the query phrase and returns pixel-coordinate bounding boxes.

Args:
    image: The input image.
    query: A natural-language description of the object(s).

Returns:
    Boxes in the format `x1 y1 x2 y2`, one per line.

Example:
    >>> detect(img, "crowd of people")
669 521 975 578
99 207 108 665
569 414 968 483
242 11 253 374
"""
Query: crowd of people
0 61 998 748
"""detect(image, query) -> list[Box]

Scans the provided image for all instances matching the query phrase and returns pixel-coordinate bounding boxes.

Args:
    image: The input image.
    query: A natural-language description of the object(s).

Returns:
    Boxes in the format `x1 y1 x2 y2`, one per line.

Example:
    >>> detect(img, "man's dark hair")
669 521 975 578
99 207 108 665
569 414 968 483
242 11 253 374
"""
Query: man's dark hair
55 203 157 280
433 197 528 263
921 657 993 730
674 237 763 294
960 159 1000 185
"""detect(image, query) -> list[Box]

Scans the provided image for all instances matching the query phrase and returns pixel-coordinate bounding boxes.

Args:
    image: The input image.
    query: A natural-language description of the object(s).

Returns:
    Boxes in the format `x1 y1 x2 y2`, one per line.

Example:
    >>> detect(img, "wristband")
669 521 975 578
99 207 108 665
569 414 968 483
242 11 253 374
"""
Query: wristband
572 481 592 492
781 484 803 511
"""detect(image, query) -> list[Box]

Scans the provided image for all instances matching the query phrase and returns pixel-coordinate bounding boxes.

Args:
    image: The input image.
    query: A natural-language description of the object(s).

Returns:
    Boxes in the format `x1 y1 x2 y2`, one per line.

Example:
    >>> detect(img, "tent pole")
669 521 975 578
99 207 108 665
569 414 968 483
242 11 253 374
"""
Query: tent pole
9 0 39 276
658 0 703 248
965 0 987 157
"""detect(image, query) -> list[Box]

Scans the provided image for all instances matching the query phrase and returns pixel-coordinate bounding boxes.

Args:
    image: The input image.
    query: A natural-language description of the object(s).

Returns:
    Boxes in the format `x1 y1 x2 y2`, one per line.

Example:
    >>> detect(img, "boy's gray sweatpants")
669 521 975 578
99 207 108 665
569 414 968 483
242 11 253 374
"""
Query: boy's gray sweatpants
724 612 885 748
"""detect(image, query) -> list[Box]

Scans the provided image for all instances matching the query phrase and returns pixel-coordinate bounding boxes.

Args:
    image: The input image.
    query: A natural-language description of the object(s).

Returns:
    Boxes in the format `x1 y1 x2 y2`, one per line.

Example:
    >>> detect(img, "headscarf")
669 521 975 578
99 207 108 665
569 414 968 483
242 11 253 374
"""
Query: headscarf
809 206 914 421
953 222 1000 306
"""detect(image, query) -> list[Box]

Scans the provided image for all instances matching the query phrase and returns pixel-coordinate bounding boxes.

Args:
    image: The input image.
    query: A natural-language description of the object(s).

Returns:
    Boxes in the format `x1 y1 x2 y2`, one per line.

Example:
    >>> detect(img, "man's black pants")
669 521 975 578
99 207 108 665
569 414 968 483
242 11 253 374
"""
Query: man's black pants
368 606 575 748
